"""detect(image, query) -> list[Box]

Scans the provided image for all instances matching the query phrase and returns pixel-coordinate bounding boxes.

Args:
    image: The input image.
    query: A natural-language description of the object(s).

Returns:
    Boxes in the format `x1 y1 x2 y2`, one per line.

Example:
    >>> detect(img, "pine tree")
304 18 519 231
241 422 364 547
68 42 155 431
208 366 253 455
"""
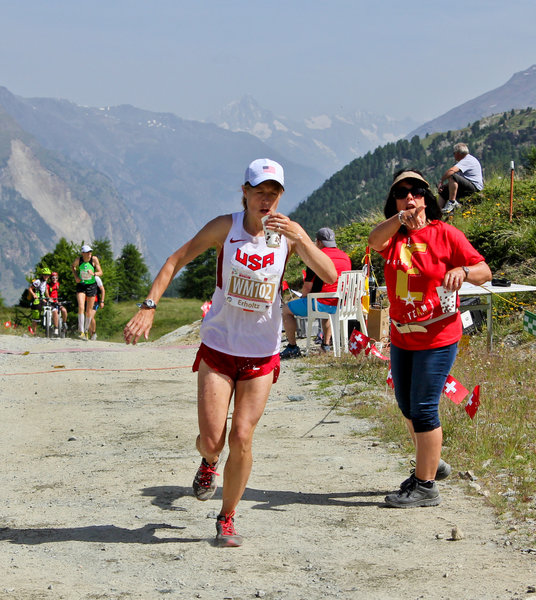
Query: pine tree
115 243 152 302
175 249 216 300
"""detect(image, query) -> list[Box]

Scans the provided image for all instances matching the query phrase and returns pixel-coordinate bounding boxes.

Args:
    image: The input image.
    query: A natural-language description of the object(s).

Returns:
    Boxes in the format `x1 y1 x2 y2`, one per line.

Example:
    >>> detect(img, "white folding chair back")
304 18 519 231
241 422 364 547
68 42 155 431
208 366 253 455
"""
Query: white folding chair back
305 270 368 357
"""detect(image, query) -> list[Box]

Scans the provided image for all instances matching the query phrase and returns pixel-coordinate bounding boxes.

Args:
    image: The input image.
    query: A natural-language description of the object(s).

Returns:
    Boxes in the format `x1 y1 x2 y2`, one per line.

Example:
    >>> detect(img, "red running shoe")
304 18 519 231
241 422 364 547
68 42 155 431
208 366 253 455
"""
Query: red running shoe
192 458 220 501
216 511 243 547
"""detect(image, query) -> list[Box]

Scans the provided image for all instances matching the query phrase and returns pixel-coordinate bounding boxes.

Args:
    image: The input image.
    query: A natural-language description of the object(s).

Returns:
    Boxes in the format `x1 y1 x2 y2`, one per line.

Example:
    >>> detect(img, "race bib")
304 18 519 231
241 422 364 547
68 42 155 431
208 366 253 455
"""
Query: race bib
80 264 94 281
224 267 279 312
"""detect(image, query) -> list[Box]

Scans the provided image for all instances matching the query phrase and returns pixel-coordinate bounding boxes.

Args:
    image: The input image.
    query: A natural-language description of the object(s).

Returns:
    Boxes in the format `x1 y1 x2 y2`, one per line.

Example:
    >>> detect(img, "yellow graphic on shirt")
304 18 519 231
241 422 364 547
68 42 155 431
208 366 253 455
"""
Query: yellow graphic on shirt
395 242 427 302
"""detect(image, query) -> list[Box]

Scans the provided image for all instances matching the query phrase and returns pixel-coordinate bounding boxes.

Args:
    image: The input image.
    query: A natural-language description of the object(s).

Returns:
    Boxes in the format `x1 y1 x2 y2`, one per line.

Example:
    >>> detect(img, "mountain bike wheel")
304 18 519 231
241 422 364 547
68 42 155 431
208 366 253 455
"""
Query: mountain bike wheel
59 315 67 338
44 309 53 338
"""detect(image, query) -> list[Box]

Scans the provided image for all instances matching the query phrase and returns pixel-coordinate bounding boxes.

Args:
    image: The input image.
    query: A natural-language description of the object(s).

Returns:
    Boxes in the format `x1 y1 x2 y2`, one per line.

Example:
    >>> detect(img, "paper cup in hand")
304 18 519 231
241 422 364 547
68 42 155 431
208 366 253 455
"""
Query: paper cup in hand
261 215 281 248
436 286 457 314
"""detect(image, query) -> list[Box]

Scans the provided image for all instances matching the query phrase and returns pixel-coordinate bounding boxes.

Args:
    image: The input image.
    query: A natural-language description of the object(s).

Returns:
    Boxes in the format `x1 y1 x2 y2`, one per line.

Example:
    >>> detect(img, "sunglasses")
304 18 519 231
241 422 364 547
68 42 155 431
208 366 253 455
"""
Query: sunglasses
393 186 426 200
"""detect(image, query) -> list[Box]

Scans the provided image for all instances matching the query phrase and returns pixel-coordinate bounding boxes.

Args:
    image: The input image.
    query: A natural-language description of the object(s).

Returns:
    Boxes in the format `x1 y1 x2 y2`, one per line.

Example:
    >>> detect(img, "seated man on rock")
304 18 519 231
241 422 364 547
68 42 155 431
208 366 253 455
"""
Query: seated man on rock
438 143 483 214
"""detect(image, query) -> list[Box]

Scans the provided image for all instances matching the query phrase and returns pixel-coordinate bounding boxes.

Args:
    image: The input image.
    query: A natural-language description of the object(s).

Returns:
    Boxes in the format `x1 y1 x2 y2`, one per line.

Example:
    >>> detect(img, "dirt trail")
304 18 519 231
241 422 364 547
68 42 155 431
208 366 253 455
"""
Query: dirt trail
0 330 534 600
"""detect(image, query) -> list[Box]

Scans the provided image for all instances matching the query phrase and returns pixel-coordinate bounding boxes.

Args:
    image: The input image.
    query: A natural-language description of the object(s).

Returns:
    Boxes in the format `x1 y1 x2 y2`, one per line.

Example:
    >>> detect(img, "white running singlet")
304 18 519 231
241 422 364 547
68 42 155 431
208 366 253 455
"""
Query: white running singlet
200 212 289 357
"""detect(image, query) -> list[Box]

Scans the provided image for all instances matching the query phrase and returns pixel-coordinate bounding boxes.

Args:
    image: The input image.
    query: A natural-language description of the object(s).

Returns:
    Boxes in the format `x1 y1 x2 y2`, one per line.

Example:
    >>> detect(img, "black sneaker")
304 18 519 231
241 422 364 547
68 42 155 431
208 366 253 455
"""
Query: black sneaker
400 458 452 487
401 458 451 489
435 458 452 481
280 344 301 359
320 343 332 353
192 458 220 501
216 511 243 547
385 474 441 508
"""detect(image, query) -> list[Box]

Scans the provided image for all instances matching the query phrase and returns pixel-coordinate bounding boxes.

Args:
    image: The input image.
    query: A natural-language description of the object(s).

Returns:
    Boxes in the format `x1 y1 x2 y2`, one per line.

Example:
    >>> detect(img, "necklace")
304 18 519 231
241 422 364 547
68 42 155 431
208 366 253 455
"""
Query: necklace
406 220 431 247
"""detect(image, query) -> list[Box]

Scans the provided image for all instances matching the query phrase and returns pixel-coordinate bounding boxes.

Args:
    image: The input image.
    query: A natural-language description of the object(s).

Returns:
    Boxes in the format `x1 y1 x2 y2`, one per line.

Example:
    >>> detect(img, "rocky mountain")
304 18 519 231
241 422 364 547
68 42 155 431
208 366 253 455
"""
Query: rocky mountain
0 87 323 304
209 95 418 177
408 64 536 138
0 106 142 304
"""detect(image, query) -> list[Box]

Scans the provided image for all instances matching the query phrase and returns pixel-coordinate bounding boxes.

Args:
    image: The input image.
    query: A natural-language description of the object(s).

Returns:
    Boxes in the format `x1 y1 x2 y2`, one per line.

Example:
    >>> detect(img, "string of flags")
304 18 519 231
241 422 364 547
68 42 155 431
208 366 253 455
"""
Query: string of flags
386 361 481 420
349 328 481 421
348 328 388 361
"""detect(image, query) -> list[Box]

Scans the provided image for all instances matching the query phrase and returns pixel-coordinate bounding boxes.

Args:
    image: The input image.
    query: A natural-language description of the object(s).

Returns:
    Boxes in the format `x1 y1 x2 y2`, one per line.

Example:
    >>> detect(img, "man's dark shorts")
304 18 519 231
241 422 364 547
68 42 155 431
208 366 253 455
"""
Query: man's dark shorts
439 172 478 202
76 282 98 297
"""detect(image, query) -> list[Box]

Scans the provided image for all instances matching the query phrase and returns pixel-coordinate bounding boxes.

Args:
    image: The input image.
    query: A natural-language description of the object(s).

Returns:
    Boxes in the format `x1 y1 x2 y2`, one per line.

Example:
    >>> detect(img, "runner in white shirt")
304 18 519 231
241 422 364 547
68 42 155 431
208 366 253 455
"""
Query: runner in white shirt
124 158 336 547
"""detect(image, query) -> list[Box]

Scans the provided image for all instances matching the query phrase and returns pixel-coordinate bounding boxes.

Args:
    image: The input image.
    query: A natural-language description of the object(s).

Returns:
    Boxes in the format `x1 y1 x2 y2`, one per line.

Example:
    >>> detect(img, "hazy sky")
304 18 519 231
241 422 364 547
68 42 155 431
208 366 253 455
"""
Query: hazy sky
1 0 535 124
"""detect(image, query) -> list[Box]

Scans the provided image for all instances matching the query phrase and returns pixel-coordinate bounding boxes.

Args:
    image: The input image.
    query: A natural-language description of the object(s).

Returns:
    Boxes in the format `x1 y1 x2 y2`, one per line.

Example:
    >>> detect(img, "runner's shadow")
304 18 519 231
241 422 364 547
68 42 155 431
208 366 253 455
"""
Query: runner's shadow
0 523 201 546
143 485 389 511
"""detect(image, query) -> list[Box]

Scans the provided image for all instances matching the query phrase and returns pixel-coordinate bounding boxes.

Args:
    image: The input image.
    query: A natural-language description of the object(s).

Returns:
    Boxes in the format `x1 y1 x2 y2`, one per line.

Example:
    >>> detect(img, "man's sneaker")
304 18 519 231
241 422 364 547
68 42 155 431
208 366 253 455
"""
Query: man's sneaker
441 199 461 214
215 511 243 547
90 333 97 341
385 474 441 508
54 328 59 336
400 458 452 489
192 457 220 501
79 331 88 340
280 344 301 359
320 343 332 353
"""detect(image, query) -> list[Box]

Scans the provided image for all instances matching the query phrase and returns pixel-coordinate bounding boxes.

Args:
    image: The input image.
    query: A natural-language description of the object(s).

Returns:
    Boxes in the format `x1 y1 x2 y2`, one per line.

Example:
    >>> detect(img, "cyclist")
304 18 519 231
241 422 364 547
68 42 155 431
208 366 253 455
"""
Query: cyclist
87 275 105 340
28 268 51 330
47 272 68 336
72 245 103 339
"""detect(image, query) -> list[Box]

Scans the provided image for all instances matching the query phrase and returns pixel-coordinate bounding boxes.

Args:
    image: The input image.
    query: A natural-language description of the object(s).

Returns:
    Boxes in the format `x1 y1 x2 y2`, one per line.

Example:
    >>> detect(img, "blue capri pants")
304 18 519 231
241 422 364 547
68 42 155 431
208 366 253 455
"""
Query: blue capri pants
390 342 458 433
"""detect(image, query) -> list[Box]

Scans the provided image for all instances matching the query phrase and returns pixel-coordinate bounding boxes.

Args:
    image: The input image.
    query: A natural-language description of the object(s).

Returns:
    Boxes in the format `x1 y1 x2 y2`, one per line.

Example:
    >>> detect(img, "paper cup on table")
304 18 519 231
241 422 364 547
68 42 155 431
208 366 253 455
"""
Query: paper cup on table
261 215 281 248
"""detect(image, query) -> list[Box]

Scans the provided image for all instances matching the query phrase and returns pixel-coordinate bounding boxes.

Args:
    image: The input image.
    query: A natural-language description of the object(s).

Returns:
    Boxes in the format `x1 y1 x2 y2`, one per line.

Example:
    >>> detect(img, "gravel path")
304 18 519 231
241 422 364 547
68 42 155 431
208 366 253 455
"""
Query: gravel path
0 331 534 599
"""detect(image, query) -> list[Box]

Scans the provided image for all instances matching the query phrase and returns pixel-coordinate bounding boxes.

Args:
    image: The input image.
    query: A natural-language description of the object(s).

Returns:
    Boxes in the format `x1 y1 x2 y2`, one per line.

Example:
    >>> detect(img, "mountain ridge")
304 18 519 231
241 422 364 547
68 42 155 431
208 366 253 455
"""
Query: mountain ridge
210 94 418 176
408 65 536 138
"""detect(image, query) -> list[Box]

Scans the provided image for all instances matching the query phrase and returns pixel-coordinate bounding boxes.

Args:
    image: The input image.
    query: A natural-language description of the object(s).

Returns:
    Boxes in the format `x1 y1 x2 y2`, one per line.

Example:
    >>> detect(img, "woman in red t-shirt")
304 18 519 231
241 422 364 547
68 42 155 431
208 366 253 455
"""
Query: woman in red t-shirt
369 169 491 508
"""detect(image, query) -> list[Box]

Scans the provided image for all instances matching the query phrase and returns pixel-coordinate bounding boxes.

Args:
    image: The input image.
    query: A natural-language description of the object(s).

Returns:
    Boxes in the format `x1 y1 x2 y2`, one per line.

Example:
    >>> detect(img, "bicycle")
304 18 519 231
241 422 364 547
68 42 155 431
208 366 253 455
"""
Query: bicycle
42 300 54 338
43 300 69 338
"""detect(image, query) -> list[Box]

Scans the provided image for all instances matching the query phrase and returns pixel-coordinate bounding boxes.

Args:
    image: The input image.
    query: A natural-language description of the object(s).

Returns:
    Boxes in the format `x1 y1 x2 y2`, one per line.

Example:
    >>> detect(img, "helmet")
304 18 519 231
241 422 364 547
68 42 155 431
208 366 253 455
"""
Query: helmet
39 267 51 276
51 272 58 277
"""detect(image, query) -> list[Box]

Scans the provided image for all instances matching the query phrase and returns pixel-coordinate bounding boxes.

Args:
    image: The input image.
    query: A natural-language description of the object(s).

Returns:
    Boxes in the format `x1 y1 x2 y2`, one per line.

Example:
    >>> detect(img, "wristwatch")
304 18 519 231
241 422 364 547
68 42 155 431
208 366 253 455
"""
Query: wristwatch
141 299 157 309
462 266 470 280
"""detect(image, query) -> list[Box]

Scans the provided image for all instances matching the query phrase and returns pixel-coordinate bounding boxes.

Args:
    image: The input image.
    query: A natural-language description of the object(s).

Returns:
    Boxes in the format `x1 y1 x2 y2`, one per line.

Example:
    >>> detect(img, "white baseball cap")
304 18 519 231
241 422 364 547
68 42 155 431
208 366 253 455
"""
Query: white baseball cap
81 244 93 253
244 158 284 189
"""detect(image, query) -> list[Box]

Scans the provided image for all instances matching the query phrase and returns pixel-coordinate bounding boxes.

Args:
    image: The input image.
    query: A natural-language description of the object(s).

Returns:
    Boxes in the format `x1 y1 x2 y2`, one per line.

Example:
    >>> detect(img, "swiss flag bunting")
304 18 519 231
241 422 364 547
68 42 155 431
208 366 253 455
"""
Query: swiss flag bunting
200 301 212 318
465 385 481 419
386 365 395 389
385 364 480 419
443 375 469 405
366 344 389 361
349 329 370 356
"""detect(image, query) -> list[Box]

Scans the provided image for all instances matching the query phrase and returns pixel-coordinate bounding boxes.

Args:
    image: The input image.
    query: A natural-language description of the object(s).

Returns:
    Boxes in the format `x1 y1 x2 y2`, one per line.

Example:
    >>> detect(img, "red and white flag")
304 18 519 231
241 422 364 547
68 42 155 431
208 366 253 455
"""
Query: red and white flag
200 301 212 318
386 366 395 389
465 385 481 419
366 344 389 361
349 329 370 356
443 375 469 405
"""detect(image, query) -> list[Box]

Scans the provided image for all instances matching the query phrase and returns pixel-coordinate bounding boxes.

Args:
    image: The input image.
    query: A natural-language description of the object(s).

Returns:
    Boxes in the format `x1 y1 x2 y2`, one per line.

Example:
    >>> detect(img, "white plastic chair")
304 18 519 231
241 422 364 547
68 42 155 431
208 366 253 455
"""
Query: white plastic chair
305 270 368 357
